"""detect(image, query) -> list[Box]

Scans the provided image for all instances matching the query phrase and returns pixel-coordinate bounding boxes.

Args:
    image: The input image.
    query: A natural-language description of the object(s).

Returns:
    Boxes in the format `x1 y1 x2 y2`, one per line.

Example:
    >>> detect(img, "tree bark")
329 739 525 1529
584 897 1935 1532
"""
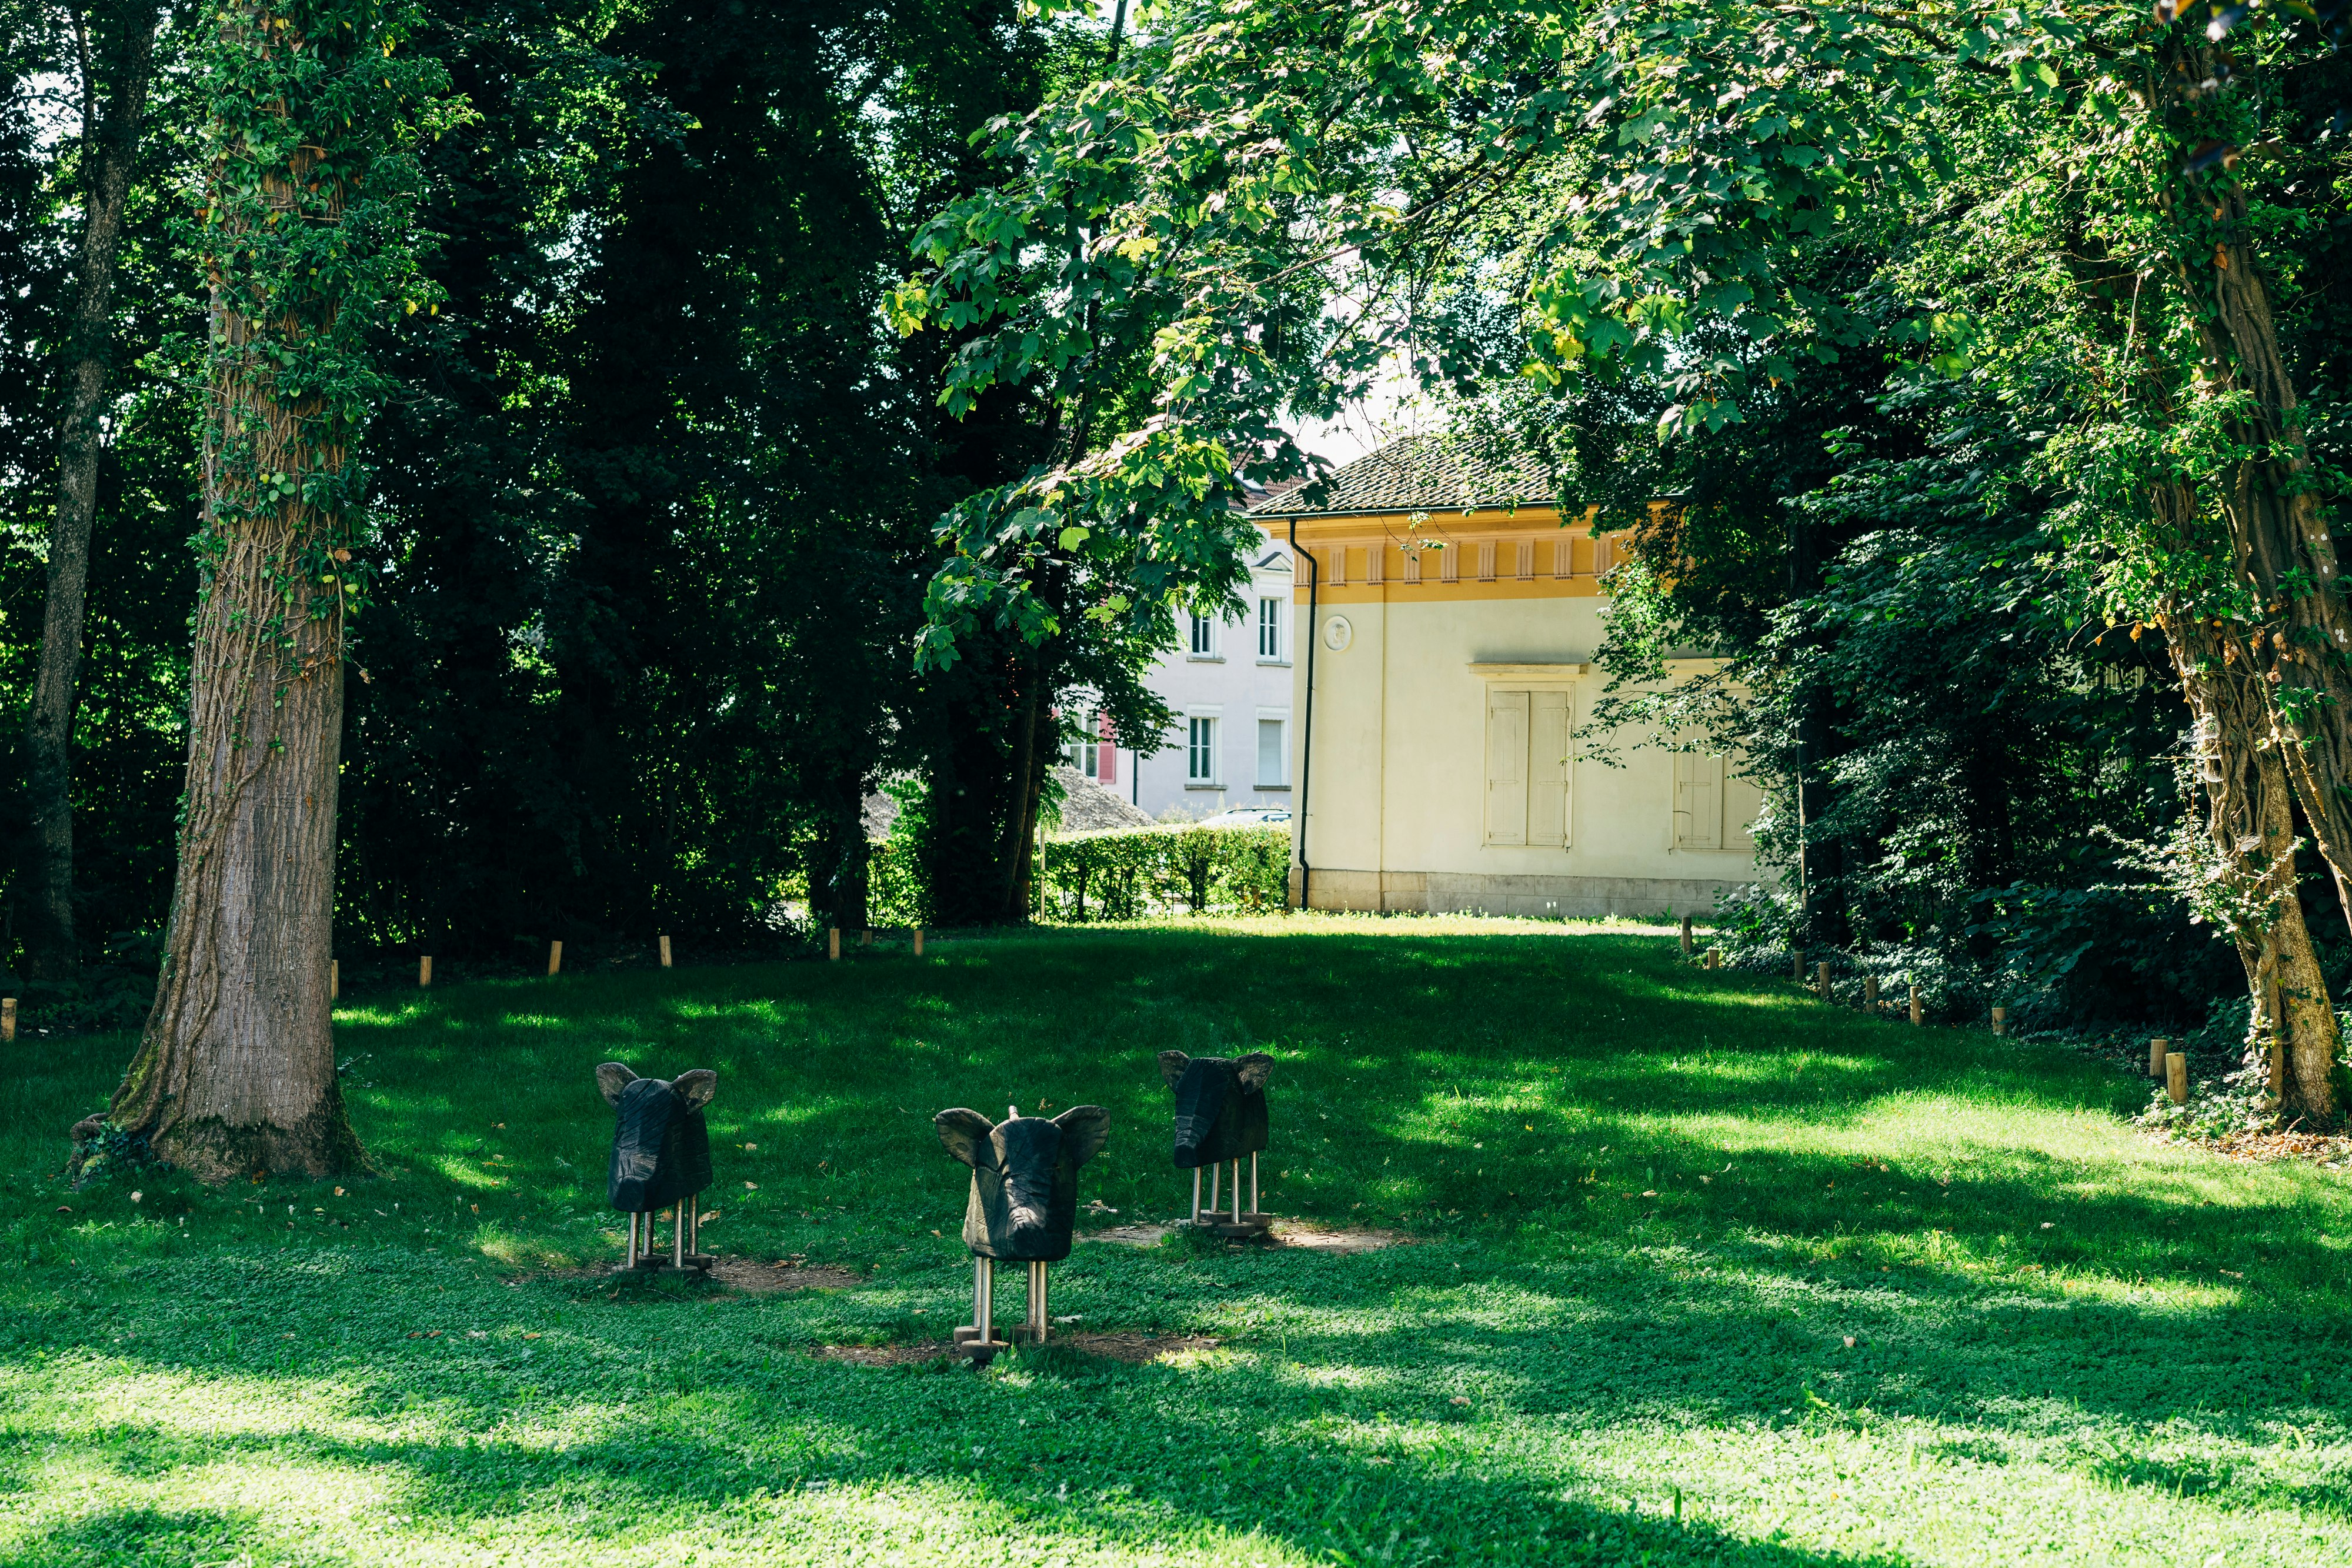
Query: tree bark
995 654 1042 920
108 14 365 1179
21 1 160 980
2162 575 2341 1123
2150 44 2352 949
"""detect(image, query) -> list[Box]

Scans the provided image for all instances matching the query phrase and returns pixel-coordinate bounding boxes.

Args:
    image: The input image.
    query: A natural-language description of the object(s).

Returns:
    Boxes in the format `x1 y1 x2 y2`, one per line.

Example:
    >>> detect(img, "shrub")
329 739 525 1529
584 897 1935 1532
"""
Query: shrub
1037 825 1289 922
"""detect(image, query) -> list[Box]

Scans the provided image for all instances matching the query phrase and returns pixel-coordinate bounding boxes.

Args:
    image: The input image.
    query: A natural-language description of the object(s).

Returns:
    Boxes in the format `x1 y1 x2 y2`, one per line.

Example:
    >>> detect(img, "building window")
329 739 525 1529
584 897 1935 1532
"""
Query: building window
1188 717 1217 782
1256 719 1285 787
1060 706 1099 779
1189 614 1216 658
1257 598 1282 660
1484 688 1572 847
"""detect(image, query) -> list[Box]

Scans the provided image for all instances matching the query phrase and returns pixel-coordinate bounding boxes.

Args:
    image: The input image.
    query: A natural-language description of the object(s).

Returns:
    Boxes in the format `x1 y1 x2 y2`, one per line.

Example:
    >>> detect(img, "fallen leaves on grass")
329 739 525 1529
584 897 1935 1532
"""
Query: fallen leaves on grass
2207 1126 2352 1166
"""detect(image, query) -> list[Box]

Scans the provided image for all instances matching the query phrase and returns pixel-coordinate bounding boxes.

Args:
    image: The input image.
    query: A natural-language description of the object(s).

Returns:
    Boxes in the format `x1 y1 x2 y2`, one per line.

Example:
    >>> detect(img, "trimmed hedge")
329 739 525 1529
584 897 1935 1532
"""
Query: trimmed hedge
1036 823 1290 921
860 823 1290 927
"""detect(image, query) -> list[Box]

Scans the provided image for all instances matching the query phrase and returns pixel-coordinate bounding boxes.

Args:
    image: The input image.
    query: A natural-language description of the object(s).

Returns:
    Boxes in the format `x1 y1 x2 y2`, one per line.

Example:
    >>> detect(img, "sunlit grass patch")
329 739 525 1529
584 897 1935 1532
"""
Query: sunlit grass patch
6 918 2352 1564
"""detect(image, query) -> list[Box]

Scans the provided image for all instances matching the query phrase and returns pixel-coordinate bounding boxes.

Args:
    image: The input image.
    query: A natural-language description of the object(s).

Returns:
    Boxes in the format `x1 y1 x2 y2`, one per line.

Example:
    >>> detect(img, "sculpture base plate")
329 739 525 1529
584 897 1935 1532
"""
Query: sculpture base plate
1202 1211 1275 1239
952 1325 1010 1365
618 1253 716 1275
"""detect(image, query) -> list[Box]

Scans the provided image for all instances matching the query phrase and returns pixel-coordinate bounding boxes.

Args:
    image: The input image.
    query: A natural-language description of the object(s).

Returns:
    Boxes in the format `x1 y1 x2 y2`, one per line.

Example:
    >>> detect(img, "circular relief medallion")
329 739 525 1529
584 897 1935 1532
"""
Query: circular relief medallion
1322 615 1353 652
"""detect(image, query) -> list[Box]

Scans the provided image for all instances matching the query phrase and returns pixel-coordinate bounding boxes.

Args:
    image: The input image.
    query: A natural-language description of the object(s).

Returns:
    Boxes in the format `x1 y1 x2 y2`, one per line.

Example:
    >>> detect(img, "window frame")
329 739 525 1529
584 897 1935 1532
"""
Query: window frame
1256 597 1285 663
1186 715 1220 784
1188 613 1220 660
1255 715 1286 788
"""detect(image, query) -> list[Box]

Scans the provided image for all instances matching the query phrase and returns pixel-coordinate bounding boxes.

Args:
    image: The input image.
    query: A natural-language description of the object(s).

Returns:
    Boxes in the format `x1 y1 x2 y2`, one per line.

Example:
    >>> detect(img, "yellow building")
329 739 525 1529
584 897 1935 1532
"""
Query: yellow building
1255 435 1762 918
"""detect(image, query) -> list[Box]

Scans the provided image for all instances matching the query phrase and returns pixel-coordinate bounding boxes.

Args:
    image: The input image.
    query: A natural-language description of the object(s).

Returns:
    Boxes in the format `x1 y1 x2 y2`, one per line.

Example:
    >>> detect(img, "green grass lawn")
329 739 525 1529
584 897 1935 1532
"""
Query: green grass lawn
5 915 2350 1566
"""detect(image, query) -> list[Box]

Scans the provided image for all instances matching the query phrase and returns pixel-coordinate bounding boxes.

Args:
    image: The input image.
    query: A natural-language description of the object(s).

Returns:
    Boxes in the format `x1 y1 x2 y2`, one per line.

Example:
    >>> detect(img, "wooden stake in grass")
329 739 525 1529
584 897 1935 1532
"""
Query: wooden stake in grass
828 928 840 962
330 961 338 1002
1793 953 1805 982
1 997 14 1043
1863 976 1879 1010
547 940 562 977
1703 949 1719 970
659 934 672 969
419 955 433 988
859 929 872 948
1816 962 1831 999
2148 1037 2169 1078
913 928 925 958
1680 916 1693 958
1991 1006 2008 1037
1908 985 1922 1026
2166 1051 2188 1105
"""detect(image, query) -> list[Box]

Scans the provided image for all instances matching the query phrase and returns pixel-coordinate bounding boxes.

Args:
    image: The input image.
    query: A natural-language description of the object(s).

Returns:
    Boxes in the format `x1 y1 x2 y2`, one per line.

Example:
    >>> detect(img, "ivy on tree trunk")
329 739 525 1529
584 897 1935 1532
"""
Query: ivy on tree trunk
107 0 449 1180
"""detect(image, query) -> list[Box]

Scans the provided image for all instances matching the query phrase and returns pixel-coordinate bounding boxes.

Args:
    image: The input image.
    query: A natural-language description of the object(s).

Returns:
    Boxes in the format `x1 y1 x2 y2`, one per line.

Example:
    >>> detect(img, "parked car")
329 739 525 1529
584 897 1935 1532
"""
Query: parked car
1196 806 1292 828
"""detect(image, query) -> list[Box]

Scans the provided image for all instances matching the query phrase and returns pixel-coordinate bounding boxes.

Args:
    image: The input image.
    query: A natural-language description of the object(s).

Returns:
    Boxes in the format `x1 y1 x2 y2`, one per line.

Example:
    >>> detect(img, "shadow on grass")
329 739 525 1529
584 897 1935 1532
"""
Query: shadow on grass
11 923 2350 1563
0 1348 1931 1568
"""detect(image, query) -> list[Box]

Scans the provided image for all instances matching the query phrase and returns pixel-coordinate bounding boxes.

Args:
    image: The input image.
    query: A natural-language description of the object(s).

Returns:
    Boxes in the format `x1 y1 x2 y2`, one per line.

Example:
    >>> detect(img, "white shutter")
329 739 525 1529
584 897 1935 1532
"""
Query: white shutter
1725 772 1763 850
1528 690 1570 846
1673 752 1724 849
1486 691 1529 845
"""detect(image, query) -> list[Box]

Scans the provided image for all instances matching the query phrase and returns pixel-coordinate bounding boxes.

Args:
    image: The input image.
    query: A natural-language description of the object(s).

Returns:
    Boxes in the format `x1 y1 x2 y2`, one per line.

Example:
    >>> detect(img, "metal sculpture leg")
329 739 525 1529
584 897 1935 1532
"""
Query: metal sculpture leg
625 1211 639 1268
671 1203 684 1269
1250 1152 1259 1215
1233 1159 1243 1222
1027 1260 1049 1345
1207 1162 1220 1213
957 1257 999 1350
1190 1166 1202 1223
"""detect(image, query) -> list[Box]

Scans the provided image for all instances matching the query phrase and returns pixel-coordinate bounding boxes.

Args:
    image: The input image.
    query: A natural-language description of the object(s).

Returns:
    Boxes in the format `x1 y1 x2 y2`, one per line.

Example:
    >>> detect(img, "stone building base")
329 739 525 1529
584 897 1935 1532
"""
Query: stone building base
1289 867 1742 920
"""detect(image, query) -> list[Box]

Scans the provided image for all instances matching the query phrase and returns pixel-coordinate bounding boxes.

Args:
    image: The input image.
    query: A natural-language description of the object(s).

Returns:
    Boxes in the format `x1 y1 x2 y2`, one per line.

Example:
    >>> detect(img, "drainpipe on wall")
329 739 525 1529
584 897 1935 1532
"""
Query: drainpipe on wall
1287 516 1319 912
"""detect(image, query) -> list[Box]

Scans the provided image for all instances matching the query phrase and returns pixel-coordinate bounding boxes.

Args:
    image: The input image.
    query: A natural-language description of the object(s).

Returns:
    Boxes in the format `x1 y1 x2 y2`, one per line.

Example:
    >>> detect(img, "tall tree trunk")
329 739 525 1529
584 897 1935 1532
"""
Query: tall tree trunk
105 0 411 1179
1786 504 1847 946
21 1 159 980
2162 574 2341 1123
995 655 1041 920
2155 42 2352 948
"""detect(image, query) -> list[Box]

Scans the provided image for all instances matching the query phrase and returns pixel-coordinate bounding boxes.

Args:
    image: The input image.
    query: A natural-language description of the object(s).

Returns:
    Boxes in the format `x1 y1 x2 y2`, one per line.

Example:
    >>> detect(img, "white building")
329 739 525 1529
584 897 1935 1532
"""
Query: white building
1257 434 1762 917
1064 532 1299 820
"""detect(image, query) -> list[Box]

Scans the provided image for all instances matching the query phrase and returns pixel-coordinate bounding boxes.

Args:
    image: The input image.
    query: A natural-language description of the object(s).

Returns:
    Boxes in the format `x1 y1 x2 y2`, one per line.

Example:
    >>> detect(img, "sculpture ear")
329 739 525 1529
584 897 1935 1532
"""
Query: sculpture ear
935 1109 997 1169
1053 1105 1110 1167
1235 1052 1275 1092
670 1069 716 1111
595 1062 638 1106
1157 1050 1191 1088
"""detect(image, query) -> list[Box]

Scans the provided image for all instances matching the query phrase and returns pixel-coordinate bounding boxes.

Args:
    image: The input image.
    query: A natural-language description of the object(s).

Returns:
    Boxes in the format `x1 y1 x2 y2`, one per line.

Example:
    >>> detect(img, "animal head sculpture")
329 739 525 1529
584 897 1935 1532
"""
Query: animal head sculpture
935 1104 1109 1262
1158 1051 1273 1168
598 1063 716 1213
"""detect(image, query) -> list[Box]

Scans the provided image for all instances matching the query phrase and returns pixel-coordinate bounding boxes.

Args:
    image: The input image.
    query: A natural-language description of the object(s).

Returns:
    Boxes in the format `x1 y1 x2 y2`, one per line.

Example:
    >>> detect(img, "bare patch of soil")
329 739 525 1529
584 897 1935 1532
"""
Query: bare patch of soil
1082 1219 1410 1253
810 1332 1220 1368
1269 1220 1410 1253
711 1257 865 1293
542 1256 865 1295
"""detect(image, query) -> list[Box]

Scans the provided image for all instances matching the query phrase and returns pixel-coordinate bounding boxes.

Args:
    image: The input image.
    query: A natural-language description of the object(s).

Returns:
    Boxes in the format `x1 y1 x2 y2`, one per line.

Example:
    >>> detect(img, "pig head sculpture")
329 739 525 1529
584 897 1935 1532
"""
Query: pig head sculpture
598 1062 716 1269
935 1104 1109 1261
935 1103 1109 1357
1160 1050 1275 1229
1159 1051 1273 1167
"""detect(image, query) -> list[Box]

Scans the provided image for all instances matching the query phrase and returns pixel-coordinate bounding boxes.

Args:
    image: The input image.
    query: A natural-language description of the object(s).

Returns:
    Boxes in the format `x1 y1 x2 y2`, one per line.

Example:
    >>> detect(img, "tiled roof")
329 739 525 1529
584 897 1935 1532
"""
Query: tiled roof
865 767 1150 841
1247 432 1554 518
1047 766 1154 834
